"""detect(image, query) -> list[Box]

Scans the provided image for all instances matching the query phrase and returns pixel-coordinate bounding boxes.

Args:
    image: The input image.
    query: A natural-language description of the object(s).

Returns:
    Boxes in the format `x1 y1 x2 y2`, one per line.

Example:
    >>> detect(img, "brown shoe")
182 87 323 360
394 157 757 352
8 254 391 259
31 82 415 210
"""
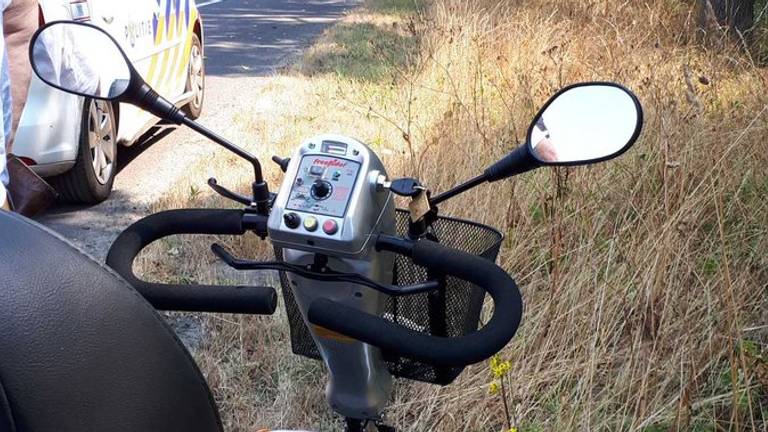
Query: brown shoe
6 155 58 217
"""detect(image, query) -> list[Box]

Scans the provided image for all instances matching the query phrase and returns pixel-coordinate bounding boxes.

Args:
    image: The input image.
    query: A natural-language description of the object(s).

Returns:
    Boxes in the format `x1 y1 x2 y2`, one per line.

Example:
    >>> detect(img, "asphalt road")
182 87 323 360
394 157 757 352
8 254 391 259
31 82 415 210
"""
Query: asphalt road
200 0 359 77
39 0 360 259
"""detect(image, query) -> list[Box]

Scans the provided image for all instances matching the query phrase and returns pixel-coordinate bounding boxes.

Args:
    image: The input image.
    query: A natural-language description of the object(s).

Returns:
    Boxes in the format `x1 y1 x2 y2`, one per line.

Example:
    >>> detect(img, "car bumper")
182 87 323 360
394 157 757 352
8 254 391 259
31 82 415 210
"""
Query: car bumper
12 75 83 177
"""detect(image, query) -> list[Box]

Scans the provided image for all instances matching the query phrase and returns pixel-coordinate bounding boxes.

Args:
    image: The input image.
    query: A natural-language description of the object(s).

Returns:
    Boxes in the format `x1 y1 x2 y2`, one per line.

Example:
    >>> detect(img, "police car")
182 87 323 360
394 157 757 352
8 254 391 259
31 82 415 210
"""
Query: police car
13 0 205 203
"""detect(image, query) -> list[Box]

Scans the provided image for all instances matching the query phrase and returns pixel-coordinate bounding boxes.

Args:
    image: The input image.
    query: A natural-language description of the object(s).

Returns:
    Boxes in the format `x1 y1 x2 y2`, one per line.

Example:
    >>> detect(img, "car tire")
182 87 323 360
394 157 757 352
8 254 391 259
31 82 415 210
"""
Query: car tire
50 99 117 204
182 33 204 119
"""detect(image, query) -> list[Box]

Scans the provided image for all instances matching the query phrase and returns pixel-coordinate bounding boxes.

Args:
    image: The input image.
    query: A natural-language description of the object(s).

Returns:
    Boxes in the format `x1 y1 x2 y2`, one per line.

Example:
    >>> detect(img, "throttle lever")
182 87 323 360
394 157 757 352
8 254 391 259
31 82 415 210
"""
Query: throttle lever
208 178 252 205
211 242 238 267
211 243 441 296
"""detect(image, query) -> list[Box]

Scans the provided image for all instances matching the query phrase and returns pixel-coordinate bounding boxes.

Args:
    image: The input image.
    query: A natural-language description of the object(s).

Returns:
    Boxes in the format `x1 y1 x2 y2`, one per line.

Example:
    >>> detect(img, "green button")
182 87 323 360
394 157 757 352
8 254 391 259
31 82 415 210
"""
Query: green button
304 216 318 232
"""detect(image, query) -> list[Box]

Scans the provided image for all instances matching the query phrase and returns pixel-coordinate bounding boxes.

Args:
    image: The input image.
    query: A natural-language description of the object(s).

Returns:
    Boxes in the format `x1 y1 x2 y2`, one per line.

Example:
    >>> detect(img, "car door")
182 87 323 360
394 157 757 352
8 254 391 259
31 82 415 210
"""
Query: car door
87 0 155 69
149 0 195 101
88 0 169 143
77 0 195 143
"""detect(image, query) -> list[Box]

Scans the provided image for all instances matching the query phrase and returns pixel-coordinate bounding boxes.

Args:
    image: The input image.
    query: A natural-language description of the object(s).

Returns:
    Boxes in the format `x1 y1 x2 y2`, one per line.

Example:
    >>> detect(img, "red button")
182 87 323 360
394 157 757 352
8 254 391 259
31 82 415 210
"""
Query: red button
322 219 338 235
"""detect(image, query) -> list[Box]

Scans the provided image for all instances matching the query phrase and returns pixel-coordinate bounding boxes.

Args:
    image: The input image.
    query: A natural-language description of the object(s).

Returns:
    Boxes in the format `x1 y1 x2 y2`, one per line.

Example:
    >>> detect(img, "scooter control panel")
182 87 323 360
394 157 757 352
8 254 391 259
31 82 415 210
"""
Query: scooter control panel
286 155 361 218
268 134 395 257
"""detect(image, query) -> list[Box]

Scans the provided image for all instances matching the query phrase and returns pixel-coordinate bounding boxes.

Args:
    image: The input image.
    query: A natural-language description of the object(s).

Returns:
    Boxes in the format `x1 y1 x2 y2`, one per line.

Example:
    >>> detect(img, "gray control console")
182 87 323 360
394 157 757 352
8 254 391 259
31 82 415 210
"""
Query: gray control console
268 134 395 257
268 135 398 419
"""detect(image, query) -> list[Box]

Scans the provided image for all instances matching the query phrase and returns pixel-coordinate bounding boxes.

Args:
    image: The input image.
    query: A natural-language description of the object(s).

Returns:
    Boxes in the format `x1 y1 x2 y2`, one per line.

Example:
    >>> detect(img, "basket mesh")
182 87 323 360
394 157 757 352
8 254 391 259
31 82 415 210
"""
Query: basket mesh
276 210 503 385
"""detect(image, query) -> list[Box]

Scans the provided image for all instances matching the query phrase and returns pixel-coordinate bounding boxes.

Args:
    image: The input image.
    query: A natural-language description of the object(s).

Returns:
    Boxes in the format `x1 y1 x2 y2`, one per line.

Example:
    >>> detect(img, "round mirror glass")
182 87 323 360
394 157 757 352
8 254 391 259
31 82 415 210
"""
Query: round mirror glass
528 84 641 165
30 22 131 101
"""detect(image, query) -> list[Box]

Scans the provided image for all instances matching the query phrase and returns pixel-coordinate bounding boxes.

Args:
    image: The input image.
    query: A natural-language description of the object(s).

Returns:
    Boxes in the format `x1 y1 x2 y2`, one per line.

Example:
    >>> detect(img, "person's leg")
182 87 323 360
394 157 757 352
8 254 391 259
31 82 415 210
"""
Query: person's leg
0 133 6 209
2 0 36 151
0 51 11 210
0 2 11 209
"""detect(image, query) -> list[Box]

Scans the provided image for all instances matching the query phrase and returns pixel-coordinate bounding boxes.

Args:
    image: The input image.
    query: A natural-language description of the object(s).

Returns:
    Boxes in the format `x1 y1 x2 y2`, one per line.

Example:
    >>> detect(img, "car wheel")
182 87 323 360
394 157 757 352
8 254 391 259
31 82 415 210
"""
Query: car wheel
50 99 117 204
182 33 204 119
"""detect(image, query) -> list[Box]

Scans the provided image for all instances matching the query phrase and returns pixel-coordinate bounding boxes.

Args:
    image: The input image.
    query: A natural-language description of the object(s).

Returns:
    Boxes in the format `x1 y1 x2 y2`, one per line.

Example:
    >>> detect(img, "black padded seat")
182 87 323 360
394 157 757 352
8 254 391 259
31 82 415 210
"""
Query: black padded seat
0 211 223 432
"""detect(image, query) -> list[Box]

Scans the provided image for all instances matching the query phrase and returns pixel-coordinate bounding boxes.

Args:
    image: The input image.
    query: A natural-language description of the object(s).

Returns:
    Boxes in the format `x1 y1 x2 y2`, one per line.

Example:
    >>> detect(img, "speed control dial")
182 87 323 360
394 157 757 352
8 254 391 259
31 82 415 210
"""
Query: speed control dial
310 180 333 201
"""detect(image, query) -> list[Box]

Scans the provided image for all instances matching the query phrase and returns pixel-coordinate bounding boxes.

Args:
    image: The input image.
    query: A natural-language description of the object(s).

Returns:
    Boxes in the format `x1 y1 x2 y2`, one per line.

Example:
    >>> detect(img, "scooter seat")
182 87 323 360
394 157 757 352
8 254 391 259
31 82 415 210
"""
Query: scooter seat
0 211 223 432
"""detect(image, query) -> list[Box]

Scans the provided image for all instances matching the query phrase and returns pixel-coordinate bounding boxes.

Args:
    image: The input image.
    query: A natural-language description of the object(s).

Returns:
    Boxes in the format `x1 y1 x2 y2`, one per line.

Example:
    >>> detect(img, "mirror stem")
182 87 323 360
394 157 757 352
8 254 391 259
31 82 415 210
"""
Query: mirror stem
429 174 487 206
430 144 541 206
180 117 271 215
126 82 265 181
130 84 265 184
180 117 263 183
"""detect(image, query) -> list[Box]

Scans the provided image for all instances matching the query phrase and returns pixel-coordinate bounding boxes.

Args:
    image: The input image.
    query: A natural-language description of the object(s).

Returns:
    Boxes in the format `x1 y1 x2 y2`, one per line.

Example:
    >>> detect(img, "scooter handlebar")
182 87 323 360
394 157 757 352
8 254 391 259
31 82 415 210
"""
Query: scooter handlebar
106 209 277 315
307 235 523 367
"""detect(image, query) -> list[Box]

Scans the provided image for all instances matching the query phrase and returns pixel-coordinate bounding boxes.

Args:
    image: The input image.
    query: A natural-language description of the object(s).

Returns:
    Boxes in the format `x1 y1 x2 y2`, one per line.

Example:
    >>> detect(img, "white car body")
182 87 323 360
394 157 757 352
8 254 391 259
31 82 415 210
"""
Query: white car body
14 0 203 177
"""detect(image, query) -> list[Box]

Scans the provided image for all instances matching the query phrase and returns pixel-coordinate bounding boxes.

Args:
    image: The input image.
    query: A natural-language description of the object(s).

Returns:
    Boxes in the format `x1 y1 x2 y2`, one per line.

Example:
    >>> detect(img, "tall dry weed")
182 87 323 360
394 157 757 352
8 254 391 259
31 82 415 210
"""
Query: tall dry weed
377 1 768 430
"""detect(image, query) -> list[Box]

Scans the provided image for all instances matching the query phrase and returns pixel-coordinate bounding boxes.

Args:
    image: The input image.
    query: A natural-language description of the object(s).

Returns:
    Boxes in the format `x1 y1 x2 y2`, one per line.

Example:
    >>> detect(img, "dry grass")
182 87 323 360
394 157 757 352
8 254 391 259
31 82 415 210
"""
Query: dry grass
136 0 768 430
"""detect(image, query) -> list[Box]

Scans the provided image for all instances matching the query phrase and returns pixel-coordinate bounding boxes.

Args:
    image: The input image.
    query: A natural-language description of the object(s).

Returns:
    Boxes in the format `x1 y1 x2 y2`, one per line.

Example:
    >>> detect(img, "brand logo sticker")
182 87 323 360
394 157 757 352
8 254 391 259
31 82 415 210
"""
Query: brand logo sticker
313 159 347 168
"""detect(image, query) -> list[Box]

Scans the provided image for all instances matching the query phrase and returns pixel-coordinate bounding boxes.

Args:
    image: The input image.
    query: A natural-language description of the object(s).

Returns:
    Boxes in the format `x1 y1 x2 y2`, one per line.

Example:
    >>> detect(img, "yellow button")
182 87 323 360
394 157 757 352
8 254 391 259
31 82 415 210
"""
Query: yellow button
304 216 318 232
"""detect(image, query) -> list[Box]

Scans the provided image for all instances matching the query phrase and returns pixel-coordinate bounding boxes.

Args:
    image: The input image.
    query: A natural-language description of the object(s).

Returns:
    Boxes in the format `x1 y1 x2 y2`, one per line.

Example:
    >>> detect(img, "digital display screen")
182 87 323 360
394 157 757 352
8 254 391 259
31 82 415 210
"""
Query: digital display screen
322 141 348 156
309 165 325 176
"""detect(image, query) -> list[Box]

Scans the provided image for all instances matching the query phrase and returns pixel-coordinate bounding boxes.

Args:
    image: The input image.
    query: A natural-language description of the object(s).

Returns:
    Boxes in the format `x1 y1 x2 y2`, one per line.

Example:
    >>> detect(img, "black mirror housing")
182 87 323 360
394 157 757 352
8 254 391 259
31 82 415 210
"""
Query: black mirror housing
483 81 643 183
527 82 643 166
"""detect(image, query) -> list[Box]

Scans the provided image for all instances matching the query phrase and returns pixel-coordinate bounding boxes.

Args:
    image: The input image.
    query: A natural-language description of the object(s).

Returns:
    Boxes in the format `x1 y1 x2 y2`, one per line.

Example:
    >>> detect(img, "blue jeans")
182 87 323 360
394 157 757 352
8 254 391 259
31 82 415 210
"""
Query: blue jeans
0 13 10 191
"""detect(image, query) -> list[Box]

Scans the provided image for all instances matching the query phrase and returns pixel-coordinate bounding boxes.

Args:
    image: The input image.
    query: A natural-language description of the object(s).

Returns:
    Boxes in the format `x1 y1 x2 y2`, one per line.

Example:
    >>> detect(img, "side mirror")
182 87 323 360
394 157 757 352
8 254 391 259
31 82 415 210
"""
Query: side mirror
528 83 642 165
480 82 643 184
30 21 131 101
29 20 270 211
29 21 185 124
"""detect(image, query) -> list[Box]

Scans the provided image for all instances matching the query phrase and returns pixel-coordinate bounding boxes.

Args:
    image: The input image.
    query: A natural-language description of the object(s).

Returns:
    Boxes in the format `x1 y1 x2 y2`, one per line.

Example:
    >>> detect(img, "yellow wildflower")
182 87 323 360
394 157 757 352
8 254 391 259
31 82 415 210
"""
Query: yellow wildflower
489 381 500 395
491 358 512 378
490 355 500 370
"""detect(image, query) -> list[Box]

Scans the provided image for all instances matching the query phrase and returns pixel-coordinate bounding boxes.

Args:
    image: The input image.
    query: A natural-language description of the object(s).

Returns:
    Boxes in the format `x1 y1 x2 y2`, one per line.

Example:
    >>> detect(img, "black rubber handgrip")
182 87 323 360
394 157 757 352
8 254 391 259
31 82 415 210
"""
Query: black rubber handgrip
106 209 277 315
307 238 523 367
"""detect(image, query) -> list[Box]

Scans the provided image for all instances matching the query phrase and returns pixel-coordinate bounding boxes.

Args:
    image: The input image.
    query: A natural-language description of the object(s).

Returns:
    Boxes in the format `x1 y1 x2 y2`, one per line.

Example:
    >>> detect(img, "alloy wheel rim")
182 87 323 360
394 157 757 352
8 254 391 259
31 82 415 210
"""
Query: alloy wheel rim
88 100 115 185
189 44 204 109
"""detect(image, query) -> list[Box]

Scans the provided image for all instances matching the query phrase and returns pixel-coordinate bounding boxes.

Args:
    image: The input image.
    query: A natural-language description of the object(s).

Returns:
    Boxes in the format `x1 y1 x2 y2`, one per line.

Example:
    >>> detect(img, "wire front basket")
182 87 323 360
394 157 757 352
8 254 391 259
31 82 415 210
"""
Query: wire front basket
276 209 503 385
